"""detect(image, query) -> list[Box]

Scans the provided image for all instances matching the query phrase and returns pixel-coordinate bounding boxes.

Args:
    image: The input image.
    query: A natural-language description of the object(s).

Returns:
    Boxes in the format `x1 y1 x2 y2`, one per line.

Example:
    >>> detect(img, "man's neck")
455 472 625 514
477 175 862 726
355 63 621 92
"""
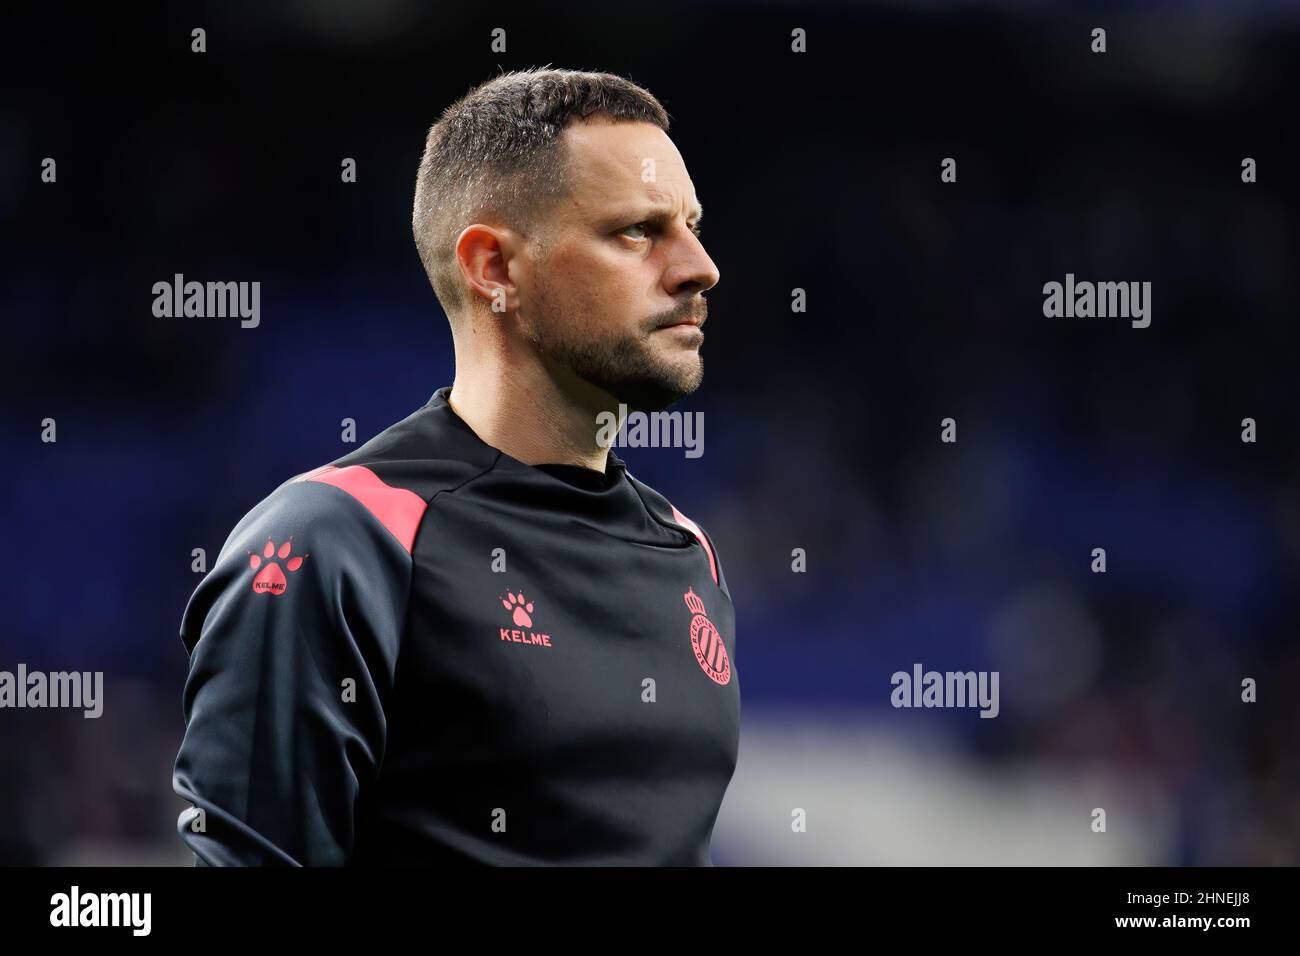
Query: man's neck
447 364 621 473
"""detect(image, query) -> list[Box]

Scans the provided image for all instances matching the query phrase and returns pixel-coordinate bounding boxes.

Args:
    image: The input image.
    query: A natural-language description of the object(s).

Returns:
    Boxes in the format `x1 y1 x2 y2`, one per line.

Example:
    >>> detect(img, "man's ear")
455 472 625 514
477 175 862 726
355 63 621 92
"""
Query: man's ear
455 224 521 314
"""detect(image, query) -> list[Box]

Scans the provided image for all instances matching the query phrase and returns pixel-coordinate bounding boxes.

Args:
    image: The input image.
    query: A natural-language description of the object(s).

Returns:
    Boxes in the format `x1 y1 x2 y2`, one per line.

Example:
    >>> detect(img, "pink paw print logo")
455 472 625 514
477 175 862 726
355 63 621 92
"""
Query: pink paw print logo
501 591 535 628
248 537 307 595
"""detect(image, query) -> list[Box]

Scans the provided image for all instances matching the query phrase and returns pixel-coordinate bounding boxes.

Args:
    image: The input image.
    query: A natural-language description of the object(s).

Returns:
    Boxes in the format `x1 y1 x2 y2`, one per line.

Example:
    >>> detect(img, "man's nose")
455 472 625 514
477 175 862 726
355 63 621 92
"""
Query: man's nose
668 234 720 295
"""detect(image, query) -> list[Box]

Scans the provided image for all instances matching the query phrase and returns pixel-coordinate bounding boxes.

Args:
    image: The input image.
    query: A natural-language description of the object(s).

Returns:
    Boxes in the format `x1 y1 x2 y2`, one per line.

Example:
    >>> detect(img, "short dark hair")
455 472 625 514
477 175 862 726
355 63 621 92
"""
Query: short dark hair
412 67 671 318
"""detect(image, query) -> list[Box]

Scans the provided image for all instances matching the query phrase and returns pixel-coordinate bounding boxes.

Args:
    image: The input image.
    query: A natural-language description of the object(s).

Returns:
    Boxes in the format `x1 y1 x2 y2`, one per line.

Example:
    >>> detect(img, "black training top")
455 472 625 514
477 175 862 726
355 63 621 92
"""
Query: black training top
172 386 740 865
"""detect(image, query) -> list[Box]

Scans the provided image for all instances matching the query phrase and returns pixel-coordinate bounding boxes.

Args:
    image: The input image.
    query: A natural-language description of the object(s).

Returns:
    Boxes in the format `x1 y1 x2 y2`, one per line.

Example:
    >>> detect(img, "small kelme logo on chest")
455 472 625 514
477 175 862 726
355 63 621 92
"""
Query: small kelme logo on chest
499 590 552 648
684 588 730 685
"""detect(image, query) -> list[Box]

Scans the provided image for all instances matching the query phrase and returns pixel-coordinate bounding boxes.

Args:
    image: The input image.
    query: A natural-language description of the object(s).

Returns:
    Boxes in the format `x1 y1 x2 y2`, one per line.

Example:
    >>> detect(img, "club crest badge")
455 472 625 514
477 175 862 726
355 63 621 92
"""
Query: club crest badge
684 587 730 685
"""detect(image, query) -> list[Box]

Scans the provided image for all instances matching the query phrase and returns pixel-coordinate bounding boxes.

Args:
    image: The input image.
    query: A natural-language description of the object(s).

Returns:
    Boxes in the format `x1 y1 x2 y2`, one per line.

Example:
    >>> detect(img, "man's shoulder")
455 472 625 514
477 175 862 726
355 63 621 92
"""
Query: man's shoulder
253 463 430 557
324 390 501 503
621 467 710 536
229 391 499 556
621 467 728 594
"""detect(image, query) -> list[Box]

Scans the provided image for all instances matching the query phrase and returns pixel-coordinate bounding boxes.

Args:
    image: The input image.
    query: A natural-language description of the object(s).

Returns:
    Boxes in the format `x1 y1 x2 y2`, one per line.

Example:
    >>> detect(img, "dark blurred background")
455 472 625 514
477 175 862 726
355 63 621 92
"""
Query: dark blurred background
1 0 1297 864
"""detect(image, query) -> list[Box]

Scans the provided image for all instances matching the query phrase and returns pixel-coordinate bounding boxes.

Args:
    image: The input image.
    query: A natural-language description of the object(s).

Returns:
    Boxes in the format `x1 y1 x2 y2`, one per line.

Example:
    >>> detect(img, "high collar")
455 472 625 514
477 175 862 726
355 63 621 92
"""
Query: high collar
419 387 682 542
426 385 627 482
426 385 634 496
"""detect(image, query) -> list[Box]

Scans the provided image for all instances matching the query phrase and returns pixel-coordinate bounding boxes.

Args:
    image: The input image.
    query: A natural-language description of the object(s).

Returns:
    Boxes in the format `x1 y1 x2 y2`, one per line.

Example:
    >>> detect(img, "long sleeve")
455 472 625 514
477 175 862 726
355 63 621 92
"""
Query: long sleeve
172 473 416 865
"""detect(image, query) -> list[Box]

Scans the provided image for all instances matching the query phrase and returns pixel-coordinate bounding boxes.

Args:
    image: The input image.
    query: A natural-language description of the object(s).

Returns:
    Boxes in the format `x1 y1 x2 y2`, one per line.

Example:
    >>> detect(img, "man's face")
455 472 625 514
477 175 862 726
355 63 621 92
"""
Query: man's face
517 118 720 414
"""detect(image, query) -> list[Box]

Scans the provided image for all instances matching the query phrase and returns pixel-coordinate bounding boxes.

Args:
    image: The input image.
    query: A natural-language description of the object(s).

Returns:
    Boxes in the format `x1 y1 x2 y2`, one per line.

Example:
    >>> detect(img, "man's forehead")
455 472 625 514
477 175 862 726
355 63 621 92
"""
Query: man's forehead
561 119 699 213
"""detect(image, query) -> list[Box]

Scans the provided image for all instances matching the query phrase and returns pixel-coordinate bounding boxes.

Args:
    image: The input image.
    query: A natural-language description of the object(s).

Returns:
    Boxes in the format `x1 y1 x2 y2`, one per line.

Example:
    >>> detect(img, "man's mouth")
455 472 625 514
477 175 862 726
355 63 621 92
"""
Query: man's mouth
655 308 706 331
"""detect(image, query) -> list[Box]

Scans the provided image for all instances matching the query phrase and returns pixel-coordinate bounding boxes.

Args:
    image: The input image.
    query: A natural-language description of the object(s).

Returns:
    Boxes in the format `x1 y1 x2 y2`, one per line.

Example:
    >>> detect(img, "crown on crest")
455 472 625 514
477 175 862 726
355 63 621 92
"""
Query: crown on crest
683 588 707 616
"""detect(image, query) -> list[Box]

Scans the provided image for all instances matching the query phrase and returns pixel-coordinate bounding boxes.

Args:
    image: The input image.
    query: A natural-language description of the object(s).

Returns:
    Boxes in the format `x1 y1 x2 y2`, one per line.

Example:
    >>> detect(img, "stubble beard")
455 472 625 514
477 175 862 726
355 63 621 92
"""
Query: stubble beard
523 275 705 414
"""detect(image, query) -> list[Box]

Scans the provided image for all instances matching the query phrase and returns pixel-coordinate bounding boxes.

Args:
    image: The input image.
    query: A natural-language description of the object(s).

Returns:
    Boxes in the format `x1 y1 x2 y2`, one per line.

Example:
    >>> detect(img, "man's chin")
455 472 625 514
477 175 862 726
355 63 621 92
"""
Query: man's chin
612 366 702 413
554 335 703 413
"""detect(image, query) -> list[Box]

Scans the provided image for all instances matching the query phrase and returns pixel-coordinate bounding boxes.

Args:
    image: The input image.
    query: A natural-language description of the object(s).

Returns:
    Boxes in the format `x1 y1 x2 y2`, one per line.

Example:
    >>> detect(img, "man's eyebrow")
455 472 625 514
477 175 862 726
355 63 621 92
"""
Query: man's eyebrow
629 201 704 224
600 200 705 232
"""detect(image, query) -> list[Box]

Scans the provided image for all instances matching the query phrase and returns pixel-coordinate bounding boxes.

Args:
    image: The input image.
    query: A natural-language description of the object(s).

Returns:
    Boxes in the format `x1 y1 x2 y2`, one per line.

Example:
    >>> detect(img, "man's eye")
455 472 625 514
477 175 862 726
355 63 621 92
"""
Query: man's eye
620 222 649 239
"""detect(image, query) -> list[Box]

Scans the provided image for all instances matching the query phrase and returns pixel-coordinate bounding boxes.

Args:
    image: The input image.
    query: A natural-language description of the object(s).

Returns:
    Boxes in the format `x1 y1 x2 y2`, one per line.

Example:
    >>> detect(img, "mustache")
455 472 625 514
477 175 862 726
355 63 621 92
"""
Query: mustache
650 299 708 330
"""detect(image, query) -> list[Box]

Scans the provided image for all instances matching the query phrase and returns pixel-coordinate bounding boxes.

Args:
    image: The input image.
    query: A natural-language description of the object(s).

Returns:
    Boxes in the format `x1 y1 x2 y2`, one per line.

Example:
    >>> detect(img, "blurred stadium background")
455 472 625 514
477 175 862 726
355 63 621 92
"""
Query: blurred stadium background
1 0 1297 864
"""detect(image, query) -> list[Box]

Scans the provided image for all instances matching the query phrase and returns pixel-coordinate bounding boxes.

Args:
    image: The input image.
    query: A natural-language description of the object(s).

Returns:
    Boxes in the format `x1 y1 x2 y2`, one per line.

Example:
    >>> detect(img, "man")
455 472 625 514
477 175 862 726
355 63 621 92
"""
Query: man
172 68 737 865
